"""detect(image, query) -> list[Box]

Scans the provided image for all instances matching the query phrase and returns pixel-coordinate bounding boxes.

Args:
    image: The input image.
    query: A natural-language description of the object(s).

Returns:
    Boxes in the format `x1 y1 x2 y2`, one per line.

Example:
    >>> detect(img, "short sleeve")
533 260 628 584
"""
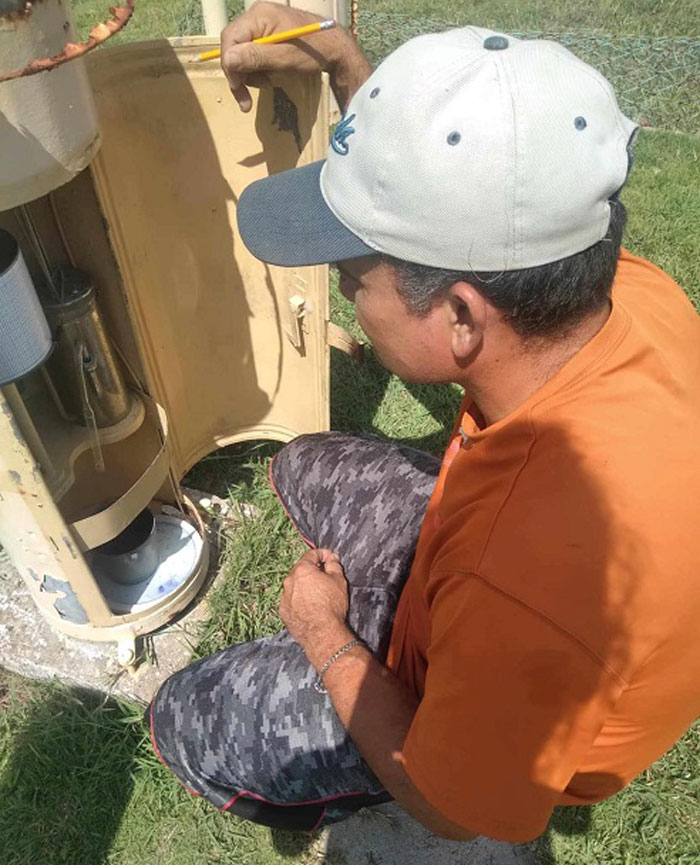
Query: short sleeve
401 574 624 842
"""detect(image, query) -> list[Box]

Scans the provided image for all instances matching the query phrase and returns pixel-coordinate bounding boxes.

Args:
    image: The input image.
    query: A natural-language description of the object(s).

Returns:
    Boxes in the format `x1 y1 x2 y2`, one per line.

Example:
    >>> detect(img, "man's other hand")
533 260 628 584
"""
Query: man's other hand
280 548 350 650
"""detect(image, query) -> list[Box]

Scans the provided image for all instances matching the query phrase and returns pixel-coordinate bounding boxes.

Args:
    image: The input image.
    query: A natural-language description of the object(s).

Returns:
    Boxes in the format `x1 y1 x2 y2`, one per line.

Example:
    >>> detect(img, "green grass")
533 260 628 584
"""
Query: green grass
362 0 700 37
0 671 326 865
1 668 698 865
3 3 699 864
624 130 700 306
72 0 700 38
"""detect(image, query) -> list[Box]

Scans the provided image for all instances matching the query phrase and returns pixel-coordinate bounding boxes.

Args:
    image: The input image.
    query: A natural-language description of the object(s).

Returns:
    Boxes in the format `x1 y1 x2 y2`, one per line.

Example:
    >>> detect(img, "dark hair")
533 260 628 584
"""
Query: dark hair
385 197 628 340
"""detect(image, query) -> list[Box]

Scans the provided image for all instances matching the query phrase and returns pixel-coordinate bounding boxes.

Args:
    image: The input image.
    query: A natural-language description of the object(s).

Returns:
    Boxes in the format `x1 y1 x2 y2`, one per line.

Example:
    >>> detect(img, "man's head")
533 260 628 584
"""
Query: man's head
387 194 628 340
237 26 637 378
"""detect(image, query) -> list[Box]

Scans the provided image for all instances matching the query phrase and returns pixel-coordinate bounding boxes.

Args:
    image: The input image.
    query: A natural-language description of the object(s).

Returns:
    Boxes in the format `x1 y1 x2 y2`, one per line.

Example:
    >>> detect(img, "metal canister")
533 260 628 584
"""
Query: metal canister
43 269 130 428
0 228 52 385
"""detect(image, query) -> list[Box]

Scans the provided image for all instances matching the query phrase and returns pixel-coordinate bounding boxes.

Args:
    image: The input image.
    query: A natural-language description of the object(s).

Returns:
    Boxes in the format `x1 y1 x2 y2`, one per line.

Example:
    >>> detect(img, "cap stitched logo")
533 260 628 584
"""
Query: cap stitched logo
331 113 356 155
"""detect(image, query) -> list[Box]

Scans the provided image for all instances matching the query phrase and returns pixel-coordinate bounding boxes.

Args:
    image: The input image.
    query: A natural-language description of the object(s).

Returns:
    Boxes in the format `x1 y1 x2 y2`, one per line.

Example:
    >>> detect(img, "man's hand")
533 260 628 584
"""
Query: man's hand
220 1 372 113
280 548 352 658
279 547 477 840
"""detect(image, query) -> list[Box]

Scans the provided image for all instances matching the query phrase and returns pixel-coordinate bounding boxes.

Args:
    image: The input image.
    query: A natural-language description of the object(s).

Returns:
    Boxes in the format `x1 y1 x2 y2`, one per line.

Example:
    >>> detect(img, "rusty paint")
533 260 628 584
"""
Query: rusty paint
8 469 21 484
0 1 134 83
62 533 78 559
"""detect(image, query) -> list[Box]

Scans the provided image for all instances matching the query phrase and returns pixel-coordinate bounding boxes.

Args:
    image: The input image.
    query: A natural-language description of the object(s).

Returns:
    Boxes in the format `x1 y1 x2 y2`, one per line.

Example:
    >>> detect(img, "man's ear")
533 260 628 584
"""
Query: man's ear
447 281 487 360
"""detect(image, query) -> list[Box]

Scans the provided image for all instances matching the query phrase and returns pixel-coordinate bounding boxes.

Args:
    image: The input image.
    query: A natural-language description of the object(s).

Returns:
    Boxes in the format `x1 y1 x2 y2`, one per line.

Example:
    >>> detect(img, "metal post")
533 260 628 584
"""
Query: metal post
201 0 228 36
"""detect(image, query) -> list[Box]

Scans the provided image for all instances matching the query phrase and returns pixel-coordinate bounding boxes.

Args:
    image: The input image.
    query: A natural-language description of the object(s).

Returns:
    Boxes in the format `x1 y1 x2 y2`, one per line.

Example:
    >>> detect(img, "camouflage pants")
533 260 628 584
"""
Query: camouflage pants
149 433 440 831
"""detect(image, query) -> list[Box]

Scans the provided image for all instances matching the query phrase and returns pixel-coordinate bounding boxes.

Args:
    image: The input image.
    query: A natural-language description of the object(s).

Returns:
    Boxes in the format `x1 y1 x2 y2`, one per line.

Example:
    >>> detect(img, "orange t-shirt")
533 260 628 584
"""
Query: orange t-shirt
386 250 700 842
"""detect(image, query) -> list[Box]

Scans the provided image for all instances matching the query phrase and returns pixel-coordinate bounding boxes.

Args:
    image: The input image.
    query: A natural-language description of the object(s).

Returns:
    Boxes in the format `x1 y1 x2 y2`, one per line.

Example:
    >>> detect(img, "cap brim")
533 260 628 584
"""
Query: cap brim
237 160 376 267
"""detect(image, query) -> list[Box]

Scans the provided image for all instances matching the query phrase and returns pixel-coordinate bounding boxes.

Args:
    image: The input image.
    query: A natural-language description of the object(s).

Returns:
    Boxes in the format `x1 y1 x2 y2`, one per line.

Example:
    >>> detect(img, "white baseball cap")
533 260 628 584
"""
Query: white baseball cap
237 26 638 271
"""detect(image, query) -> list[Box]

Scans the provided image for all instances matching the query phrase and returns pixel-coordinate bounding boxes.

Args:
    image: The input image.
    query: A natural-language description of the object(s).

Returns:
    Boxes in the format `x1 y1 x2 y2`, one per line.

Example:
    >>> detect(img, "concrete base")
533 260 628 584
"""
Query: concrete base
0 546 214 704
0 488 234 704
319 804 538 865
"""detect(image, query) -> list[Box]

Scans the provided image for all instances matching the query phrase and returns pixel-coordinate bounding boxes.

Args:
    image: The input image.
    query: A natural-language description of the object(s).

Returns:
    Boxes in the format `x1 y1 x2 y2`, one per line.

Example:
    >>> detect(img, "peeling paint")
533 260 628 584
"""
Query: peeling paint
40 574 88 624
1 405 24 441
62 534 77 559
8 469 21 485
28 566 40 581
0 1 134 83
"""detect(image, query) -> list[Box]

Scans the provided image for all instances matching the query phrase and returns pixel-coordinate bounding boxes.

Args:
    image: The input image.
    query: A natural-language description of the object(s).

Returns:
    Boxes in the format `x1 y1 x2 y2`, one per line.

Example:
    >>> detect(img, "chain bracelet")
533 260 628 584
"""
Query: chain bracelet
314 638 363 693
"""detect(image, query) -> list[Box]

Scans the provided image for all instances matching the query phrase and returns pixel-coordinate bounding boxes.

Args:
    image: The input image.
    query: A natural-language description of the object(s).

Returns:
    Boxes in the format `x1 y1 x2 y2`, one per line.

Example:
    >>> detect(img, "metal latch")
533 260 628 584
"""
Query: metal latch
326 321 365 361
284 294 307 349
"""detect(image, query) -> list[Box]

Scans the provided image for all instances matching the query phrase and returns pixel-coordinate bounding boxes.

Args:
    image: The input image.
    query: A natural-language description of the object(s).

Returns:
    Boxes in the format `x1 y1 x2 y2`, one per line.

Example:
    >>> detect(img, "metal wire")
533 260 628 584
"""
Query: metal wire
356 13 699 136
16 205 60 301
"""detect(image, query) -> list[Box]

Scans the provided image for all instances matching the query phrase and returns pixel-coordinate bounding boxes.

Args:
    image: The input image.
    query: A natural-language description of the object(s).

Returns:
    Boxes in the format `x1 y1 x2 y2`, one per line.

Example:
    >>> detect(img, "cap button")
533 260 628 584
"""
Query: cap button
483 35 509 50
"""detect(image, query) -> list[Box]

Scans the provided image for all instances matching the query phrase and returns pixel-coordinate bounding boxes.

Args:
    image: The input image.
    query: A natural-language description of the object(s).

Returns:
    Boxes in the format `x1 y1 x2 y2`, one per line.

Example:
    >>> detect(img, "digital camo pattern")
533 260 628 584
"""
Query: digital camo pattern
150 433 440 827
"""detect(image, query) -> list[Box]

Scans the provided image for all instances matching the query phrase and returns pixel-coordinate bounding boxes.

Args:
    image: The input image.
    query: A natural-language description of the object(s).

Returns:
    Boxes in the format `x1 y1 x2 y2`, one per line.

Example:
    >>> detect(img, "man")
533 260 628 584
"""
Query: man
149 3 700 843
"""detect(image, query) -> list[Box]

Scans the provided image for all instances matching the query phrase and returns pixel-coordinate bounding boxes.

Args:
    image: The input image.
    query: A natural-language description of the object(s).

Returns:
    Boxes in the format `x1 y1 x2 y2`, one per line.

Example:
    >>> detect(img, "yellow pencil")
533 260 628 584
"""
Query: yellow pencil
195 19 336 63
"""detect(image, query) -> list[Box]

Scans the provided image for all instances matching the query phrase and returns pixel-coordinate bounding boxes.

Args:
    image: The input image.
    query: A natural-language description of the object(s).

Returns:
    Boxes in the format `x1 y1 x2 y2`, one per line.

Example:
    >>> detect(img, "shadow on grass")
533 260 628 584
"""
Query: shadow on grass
0 677 142 865
269 828 316 858
184 440 285 498
532 805 594 864
331 348 461 456
546 804 594 837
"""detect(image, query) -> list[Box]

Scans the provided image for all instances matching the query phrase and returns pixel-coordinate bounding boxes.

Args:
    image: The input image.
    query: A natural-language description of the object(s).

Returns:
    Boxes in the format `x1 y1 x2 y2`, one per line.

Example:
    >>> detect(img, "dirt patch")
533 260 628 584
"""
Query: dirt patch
0 666 35 712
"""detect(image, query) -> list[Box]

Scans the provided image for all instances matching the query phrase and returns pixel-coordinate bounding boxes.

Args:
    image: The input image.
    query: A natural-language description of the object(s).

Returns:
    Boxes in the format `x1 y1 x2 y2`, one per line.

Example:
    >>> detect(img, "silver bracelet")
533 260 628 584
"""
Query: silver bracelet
314 638 363 693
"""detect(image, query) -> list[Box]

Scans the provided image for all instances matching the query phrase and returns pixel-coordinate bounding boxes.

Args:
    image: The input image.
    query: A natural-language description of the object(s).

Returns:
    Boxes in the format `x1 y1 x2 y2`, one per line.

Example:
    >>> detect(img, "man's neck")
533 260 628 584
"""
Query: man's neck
462 302 612 427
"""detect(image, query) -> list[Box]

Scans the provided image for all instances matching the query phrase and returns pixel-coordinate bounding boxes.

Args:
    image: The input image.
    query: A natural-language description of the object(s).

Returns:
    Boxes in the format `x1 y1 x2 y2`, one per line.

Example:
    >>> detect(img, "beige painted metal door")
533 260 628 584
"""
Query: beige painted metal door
86 38 331 478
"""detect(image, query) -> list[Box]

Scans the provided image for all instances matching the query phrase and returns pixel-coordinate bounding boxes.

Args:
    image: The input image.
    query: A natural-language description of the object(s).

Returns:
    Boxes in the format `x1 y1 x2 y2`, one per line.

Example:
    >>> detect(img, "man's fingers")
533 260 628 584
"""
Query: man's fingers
322 560 345 579
295 548 344 576
300 548 324 567
222 41 286 111
230 82 252 112
222 41 267 75
316 549 345 578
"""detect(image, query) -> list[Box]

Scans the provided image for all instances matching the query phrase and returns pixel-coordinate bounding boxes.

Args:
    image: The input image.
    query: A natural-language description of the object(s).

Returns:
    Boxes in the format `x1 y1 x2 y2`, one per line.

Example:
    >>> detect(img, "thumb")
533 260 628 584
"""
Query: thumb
222 41 267 75
321 558 345 579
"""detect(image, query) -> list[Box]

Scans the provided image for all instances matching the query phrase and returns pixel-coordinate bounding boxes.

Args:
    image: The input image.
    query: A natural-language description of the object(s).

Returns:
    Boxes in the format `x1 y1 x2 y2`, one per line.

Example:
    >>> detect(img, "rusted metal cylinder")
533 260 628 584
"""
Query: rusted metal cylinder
0 0 101 209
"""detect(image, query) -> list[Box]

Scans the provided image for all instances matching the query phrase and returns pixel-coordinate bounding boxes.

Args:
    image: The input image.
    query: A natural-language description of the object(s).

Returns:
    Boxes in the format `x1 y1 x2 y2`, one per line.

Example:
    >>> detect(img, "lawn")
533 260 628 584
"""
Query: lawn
2 2 699 864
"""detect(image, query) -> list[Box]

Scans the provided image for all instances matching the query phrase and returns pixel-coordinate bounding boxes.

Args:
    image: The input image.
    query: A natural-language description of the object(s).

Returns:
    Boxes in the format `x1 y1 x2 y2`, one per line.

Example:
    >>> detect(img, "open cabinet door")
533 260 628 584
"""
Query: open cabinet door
85 38 331 478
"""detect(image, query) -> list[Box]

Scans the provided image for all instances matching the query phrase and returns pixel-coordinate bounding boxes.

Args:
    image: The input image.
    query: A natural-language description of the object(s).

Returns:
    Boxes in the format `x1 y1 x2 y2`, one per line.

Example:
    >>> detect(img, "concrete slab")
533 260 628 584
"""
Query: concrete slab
0 488 234 704
316 804 538 865
0 546 214 704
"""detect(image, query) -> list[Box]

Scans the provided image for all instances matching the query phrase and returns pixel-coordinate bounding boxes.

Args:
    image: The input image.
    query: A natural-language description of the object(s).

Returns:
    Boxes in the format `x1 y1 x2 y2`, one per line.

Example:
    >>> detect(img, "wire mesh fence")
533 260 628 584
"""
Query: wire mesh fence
172 3 699 136
355 12 700 135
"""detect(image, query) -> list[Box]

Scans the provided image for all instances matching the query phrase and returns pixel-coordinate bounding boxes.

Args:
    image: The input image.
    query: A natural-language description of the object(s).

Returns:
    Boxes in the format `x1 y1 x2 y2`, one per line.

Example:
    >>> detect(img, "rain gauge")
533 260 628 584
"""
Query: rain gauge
0 0 353 668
